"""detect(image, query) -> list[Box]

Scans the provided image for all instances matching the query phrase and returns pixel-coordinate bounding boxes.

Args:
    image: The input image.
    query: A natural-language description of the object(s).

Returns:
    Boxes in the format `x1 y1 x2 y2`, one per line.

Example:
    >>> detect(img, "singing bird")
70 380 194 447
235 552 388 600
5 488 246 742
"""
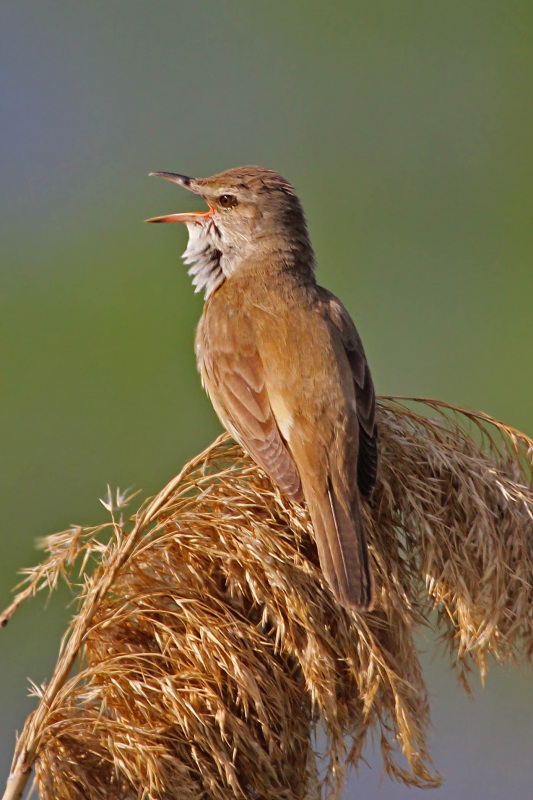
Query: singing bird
147 167 378 610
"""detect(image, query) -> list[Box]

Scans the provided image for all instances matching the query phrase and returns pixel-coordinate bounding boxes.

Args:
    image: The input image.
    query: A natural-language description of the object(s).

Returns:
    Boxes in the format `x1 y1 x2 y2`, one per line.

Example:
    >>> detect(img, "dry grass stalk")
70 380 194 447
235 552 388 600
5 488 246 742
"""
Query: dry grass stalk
1 397 532 800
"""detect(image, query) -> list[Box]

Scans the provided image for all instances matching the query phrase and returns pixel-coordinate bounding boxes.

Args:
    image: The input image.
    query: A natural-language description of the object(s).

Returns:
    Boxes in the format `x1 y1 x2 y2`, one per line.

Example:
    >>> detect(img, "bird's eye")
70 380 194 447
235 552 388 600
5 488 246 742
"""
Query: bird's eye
218 194 237 209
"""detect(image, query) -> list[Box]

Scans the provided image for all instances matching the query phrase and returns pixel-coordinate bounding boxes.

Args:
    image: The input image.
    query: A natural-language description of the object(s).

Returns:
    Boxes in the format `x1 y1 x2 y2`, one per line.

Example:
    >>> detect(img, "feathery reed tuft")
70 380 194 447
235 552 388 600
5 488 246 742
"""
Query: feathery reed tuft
2 398 532 800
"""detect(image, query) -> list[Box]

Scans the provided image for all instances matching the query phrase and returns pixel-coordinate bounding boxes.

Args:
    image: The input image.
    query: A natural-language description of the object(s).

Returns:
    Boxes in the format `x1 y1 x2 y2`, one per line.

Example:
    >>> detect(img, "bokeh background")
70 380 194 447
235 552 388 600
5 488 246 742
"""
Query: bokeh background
1 2 532 797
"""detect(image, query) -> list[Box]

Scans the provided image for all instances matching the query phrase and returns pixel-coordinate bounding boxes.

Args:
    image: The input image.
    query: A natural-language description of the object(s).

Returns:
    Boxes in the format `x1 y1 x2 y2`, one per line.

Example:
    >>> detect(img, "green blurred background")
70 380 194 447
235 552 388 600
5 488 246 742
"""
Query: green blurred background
1 2 532 796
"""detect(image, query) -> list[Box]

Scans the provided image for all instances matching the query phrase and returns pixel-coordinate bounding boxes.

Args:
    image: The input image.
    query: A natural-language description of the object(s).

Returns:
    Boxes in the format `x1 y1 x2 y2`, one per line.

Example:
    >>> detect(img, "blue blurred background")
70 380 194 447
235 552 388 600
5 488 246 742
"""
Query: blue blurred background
1 2 532 796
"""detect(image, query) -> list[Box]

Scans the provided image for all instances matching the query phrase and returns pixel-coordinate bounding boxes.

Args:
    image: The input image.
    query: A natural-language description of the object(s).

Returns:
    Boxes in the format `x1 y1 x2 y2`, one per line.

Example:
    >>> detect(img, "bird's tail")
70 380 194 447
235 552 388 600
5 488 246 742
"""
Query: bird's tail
306 480 374 611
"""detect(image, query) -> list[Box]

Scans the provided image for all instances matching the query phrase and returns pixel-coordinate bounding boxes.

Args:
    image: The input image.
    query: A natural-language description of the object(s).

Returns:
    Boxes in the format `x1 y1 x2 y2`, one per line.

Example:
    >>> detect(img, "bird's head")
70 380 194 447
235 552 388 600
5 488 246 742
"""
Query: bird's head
147 166 314 298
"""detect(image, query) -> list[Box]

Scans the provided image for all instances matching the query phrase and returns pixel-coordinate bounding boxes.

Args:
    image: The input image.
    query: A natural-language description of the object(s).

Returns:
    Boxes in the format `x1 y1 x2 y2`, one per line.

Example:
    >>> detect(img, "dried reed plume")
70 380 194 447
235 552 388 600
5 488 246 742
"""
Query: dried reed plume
2 397 532 800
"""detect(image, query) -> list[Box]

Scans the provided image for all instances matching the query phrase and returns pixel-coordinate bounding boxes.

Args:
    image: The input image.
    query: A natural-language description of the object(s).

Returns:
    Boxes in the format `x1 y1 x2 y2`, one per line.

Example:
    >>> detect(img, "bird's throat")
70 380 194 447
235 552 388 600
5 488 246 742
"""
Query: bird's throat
182 219 225 299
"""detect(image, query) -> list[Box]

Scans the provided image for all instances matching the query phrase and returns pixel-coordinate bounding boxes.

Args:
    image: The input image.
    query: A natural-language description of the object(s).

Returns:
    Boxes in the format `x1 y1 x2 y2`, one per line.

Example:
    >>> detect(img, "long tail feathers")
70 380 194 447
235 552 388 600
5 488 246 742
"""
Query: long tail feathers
309 482 374 611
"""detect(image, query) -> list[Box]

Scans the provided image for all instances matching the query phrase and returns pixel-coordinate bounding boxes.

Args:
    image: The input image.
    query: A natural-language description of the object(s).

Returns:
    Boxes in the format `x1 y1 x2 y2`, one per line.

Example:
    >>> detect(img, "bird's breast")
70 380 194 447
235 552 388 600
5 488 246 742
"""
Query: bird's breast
197 276 356 433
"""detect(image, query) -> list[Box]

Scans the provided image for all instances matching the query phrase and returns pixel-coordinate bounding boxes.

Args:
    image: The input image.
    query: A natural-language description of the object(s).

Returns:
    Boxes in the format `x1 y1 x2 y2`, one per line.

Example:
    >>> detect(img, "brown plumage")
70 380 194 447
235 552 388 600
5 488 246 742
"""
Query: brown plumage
147 166 377 610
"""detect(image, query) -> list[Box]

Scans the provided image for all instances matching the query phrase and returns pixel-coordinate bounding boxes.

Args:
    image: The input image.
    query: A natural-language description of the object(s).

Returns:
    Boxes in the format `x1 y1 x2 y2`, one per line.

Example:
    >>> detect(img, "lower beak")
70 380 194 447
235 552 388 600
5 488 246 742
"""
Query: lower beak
146 171 213 224
146 210 211 224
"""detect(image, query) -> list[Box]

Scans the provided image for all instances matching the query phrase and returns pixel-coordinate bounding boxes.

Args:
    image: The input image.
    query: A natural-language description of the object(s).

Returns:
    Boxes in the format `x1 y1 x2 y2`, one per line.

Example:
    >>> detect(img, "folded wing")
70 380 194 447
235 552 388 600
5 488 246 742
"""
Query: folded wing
319 287 378 499
200 346 303 501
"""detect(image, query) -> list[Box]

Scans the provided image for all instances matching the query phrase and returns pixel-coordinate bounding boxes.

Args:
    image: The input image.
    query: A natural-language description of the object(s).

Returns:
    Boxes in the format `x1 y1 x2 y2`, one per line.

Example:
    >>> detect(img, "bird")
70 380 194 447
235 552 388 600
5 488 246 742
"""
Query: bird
147 166 378 611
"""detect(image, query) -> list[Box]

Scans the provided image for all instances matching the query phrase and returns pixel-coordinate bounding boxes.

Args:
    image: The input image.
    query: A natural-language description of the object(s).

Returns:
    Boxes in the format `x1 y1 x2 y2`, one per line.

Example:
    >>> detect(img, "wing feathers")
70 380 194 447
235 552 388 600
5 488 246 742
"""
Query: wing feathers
203 347 303 501
319 288 378 498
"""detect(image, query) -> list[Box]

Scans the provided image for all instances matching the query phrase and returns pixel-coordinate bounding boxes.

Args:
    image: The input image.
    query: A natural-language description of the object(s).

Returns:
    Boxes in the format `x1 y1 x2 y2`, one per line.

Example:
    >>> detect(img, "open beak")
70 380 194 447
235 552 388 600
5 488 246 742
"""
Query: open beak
146 172 213 223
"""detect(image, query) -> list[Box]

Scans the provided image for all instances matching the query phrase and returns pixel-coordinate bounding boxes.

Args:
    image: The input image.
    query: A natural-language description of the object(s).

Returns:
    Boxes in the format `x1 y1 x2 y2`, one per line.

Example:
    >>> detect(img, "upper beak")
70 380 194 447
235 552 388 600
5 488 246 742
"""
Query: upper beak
146 172 213 223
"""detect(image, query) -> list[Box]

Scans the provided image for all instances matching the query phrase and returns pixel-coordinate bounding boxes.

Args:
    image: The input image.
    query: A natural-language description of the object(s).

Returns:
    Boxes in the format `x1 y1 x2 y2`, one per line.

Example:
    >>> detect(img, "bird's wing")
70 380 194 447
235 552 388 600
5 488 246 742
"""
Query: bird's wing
319 288 378 497
201 345 303 501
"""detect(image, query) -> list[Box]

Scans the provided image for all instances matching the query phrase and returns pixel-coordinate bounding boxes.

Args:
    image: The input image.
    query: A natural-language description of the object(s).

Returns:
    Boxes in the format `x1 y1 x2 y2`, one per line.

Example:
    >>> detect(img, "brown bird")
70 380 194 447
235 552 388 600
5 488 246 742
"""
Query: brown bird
147 166 377 611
